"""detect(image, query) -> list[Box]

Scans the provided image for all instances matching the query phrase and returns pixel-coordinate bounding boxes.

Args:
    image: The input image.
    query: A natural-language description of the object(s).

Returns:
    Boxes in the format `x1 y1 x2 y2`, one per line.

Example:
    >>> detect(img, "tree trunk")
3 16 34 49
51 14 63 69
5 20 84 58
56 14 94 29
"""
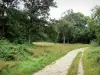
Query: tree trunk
28 34 31 43
67 38 70 44
1 2 5 39
28 29 31 43
2 23 5 38
63 34 66 44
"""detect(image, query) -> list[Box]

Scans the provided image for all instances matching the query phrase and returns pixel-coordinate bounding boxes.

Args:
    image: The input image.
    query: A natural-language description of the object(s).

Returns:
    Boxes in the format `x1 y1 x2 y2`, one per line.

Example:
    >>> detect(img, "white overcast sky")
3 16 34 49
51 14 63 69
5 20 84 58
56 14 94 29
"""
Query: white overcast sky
49 0 100 19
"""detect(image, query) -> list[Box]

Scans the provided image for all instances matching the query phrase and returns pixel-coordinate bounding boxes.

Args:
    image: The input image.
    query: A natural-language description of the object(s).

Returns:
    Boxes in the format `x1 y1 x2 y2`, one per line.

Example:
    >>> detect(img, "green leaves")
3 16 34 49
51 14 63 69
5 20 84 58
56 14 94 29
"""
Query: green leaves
0 40 34 61
88 5 100 45
0 0 57 42
57 10 92 44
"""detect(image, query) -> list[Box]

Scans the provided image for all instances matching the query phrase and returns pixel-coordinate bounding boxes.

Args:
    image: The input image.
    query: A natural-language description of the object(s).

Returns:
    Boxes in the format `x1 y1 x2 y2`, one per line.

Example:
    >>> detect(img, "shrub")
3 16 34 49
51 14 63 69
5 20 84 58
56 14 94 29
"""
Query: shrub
90 39 99 47
0 40 34 61
83 47 100 75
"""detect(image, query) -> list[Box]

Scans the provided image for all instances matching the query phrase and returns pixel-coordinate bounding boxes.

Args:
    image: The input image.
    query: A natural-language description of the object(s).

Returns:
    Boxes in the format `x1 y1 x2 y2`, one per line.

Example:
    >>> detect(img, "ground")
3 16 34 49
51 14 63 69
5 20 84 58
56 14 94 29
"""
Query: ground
33 48 86 75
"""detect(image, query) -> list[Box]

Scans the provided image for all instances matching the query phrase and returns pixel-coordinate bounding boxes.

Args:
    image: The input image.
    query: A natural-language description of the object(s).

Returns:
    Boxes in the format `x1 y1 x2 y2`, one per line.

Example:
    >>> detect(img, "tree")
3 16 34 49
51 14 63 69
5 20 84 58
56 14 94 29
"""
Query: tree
88 6 100 44
57 9 94 44
58 19 73 44
5 8 28 43
45 19 59 42
0 0 57 43
22 0 57 42
0 0 19 39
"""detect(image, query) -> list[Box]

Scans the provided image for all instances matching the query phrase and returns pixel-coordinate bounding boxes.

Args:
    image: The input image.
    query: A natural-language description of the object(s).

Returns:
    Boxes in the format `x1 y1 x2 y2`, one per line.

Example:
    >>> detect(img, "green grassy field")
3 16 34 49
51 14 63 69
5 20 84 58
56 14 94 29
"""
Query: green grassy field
0 41 88 75
83 47 100 75
67 52 82 75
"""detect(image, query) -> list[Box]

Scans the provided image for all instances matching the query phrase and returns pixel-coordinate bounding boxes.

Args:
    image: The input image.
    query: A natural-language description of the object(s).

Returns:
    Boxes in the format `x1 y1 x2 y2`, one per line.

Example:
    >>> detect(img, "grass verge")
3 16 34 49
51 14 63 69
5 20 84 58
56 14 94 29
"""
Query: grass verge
83 47 100 75
67 52 82 75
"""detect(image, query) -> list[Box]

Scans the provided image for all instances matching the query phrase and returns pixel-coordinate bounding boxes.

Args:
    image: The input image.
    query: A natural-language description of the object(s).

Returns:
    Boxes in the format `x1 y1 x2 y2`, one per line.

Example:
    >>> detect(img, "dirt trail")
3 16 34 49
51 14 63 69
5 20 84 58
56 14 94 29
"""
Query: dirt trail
77 49 85 75
33 48 86 75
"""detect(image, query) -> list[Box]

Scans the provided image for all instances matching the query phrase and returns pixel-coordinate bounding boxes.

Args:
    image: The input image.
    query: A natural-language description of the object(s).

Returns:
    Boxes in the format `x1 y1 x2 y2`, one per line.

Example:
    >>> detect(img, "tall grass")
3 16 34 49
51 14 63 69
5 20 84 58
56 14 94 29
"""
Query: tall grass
0 41 89 75
83 47 100 75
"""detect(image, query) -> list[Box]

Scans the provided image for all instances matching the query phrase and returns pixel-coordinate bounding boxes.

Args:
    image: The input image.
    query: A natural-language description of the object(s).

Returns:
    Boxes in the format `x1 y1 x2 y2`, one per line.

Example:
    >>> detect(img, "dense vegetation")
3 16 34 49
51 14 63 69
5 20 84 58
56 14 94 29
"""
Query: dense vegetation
0 0 57 43
82 6 100 75
83 47 100 75
0 0 99 44
0 40 33 61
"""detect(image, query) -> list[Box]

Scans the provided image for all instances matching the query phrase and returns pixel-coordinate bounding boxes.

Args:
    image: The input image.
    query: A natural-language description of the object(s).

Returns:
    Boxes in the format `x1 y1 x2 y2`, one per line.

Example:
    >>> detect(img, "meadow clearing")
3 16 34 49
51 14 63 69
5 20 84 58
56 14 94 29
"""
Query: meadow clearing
0 0 100 75
0 40 88 75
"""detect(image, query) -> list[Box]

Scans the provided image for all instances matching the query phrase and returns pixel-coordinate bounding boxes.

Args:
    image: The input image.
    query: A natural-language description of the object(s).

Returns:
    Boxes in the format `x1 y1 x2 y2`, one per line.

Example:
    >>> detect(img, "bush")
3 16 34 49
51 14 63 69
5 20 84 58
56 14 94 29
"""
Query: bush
0 40 34 61
90 39 99 47
83 47 100 75
0 46 15 60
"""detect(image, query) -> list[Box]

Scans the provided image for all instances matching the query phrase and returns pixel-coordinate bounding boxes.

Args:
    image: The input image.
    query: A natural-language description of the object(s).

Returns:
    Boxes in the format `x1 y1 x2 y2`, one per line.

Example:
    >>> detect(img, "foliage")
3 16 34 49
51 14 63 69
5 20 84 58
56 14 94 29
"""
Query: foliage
57 9 95 44
0 0 57 43
58 19 73 44
0 0 97 44
88 6 100 45
90 39 99 47
0 40 33 61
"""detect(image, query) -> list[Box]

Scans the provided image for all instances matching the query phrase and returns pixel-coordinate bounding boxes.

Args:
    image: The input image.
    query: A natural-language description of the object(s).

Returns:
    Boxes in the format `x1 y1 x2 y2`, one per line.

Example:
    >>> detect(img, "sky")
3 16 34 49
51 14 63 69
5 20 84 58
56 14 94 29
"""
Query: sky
49 0 100 19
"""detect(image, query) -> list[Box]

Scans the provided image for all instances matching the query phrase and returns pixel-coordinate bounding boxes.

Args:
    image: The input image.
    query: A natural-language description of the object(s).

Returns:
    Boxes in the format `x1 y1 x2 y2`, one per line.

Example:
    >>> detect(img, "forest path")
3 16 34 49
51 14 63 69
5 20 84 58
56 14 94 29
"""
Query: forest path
33 48 86 75
77 48 85 75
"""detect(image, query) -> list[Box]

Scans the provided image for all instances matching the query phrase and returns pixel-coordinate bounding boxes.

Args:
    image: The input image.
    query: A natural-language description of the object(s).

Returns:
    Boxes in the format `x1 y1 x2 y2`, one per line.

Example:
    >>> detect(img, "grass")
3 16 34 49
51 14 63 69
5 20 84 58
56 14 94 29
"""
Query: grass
83 47 100 75
33 42 54 46
0 41 89 75
67 52 82 75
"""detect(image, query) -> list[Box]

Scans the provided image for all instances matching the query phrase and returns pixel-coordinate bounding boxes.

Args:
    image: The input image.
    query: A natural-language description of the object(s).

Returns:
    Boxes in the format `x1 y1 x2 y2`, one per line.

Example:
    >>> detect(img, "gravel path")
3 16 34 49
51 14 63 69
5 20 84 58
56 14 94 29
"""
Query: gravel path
77 49 85 75
33 48 85 75
77 53 84 75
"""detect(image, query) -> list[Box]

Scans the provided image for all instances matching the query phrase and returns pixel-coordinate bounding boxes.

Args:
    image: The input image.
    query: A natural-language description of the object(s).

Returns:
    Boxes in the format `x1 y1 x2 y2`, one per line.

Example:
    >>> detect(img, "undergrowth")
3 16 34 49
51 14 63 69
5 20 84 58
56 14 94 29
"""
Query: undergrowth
83 47 100 75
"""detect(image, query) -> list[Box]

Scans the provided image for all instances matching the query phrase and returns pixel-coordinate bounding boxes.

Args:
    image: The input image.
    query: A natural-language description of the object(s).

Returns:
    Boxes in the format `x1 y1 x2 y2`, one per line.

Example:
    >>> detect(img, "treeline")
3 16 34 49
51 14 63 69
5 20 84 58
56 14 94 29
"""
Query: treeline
0 0 57 43
57 10 95 44
0 0 100 44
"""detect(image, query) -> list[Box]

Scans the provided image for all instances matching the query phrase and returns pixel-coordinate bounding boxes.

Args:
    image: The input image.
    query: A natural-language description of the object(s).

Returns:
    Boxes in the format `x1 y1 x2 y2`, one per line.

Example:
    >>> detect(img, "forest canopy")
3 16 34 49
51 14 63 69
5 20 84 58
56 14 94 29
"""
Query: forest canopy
0 0 100 44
